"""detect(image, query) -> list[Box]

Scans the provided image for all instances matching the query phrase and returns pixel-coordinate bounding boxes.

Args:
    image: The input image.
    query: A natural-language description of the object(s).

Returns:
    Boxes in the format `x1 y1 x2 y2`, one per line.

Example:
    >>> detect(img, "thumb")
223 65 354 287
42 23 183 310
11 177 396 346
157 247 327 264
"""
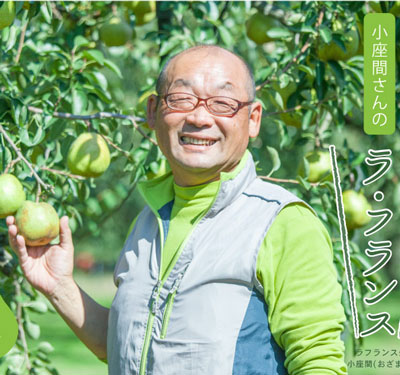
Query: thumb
59 216 74 251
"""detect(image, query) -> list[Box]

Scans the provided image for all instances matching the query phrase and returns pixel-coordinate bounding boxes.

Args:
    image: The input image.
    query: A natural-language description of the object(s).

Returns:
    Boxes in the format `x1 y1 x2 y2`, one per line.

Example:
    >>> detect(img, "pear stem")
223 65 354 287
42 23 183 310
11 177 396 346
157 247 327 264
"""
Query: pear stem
36 184 41 203
98 133 133 161
4 156 21 174
0 124 55 193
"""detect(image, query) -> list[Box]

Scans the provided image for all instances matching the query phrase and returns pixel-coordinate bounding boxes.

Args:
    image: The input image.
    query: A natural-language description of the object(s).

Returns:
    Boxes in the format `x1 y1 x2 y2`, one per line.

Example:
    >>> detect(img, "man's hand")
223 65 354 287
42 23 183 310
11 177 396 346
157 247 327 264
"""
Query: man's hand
7 215 74 298
7 215 109 360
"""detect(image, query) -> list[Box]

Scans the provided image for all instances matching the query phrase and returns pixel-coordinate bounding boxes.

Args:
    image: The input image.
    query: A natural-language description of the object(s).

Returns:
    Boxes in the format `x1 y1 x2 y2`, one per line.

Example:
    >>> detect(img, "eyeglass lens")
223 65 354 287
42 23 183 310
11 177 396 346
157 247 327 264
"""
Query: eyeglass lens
166 93 239 115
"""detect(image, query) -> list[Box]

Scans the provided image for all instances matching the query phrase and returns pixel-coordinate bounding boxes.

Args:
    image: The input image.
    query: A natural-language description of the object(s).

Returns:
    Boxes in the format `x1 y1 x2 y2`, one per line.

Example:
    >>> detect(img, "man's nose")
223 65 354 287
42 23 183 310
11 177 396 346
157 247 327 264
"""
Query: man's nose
185 103 214 127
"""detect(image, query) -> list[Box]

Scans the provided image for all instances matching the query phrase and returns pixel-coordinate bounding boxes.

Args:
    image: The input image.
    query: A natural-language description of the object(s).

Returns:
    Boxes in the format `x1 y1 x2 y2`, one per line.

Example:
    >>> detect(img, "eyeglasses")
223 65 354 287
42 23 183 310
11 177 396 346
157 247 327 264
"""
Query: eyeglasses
162 92 253 117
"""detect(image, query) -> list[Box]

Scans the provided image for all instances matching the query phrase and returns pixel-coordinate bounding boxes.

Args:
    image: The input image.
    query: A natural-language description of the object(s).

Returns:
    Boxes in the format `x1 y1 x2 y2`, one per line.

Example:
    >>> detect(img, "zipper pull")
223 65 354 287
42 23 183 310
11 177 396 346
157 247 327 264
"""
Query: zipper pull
150 280 162 314
169 271 185 295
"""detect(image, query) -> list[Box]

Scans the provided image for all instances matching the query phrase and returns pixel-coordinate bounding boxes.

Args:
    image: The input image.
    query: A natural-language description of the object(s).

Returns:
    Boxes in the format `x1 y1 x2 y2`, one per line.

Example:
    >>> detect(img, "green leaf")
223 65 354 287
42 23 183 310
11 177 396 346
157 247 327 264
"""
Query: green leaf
296 175 312 191
344 66 363 85
104 59 122 79
26 301 48 314
327 61 344 89
38 342 54 354
19 127 45 147
332 34 347 53
82 50 105 66
68 179 79 199
299 156 310 180
315 61 325 101
72 88 88 115
319 26 332 43
91 71 108 91
206 1 219 21
5 25 18 52
159 37 182 57
218 25 233 46
82 84 112 103
266 146 281 177
73 35 90 49
114 131 123 144
40 2 52 23
24 321 41 340
300 24 316 34
266 27 292 39
301 109 314 129
343 96 353 115
298 64 314 77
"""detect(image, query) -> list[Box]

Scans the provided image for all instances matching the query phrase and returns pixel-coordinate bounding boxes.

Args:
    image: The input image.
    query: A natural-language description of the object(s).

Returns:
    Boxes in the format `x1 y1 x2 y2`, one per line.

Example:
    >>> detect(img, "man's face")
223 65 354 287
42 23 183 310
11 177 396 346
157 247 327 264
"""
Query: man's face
147 48 262 186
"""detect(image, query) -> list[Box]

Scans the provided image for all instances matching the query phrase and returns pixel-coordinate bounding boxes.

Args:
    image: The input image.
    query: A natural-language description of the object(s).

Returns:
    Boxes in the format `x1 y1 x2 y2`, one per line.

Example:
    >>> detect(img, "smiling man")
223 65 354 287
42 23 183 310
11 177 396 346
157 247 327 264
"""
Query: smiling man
107 45 347 374
7 45 347 375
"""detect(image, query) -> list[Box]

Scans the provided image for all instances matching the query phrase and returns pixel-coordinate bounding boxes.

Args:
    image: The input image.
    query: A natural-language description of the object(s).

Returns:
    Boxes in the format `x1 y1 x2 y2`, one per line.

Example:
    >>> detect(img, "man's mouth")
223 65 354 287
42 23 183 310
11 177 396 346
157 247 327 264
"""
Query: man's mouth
180 136 217 146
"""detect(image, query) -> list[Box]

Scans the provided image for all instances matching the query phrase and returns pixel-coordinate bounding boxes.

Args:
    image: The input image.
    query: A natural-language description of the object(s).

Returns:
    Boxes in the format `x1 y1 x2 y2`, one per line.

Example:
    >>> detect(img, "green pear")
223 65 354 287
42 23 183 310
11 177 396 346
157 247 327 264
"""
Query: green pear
99 17 133 47
0 174 26 219
15 201 60 246
342 190 371 230
246 13 283 45
317 20 359 61
298 151 332 183
0 1 15 30
67 133 110 178
0 296 18 357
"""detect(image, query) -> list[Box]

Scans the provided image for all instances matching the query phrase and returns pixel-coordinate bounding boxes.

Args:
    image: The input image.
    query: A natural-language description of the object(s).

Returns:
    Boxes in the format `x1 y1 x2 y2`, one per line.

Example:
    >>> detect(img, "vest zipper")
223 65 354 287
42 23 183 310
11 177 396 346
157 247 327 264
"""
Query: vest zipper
160 271 185 339
139 194 217 374
139 217 165 375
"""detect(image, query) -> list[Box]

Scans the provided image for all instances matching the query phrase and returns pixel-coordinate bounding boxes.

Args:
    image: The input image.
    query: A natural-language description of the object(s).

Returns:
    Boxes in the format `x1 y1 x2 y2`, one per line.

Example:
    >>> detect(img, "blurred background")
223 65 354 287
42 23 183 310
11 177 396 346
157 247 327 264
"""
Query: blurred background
1 1 400 374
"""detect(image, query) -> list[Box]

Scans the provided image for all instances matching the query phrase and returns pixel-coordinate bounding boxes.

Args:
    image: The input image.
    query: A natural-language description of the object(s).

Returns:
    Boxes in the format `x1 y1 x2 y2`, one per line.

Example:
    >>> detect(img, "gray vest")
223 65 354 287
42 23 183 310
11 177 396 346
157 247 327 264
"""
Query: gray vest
107 154 305 375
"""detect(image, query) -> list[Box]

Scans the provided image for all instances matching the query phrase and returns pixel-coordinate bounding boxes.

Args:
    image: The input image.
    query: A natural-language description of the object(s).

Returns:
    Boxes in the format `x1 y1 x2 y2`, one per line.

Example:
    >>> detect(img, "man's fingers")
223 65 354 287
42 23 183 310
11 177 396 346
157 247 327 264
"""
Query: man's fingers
6 216 15 226
8 226 29 265
59 216 73 251
8 224 19 251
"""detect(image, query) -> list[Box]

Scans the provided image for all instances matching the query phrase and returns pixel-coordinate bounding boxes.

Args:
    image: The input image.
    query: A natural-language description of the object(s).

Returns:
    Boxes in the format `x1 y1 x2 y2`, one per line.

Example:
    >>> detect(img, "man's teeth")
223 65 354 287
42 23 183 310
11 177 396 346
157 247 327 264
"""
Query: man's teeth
181 136 216 146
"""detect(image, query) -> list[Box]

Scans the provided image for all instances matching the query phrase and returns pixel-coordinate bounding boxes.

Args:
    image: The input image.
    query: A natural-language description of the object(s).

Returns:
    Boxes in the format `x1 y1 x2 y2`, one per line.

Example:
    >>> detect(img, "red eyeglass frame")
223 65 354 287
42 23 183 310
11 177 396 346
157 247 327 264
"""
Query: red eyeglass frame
161 92 254 117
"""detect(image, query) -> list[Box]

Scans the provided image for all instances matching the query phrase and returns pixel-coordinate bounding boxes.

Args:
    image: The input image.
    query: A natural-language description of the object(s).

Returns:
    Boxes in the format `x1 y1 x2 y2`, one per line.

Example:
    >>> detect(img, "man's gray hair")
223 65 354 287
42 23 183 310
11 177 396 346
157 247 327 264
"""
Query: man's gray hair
155 45 256 101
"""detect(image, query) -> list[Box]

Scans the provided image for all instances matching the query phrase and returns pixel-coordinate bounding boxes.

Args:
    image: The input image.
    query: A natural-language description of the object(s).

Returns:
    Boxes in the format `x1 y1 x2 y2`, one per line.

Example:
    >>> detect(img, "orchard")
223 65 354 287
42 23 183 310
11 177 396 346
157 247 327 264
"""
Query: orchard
0 1 400 374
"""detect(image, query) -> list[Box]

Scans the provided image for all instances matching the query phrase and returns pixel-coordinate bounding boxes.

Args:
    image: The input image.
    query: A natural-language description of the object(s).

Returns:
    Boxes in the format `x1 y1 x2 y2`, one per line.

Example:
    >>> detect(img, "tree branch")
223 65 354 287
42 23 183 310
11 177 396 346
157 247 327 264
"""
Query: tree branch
256 7 326 92
0 124 54 193
262 94 336 117
98 134 133 161
27 106 157 146
39 166 85 180
4 157 21 174
15 22 28 64
13 279 32 370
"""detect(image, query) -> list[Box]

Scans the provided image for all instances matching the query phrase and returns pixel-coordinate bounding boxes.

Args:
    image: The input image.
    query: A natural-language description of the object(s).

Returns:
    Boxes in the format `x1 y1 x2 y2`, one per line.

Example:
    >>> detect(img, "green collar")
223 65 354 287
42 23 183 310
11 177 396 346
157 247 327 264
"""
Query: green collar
138 150 250 216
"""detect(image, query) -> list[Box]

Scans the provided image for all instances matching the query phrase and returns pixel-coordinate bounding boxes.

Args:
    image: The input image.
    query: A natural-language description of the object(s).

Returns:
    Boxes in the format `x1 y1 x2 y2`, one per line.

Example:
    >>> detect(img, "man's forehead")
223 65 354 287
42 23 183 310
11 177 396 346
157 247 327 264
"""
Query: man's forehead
168 47 244 72
165 48 247 90
169 77 235 91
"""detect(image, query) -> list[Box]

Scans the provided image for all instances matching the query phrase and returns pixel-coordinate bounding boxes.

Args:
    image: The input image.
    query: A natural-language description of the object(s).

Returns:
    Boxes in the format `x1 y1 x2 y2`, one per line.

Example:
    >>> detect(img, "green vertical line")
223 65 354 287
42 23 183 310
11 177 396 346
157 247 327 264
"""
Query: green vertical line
329 145 360 339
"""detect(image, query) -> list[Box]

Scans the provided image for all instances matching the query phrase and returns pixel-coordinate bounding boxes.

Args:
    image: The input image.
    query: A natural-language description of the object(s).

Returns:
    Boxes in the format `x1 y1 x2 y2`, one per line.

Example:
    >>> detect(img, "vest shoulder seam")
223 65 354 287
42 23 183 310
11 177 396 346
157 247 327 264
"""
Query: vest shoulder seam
242 192 281 205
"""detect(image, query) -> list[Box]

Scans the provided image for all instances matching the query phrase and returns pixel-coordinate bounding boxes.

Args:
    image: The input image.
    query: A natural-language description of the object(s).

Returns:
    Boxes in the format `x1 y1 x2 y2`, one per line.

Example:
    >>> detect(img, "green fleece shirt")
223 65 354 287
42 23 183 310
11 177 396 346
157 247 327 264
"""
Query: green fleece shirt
134 151 347 375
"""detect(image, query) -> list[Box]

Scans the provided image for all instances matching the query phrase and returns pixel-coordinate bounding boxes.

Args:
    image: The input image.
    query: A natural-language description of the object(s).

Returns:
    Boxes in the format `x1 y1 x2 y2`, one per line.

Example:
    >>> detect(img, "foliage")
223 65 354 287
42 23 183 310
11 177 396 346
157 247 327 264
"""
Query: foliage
1 1 400 373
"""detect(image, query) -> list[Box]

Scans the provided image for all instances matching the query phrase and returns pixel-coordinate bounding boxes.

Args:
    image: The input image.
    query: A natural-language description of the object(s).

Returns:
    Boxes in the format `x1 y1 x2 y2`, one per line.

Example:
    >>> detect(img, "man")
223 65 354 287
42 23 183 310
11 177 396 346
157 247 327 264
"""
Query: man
7 45 347 374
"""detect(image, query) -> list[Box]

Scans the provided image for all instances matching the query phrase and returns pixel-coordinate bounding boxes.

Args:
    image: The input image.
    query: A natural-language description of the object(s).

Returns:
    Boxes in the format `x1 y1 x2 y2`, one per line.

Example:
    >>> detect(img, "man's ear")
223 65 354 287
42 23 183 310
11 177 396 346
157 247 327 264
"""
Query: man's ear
147 94 159 130
248 101 262 138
